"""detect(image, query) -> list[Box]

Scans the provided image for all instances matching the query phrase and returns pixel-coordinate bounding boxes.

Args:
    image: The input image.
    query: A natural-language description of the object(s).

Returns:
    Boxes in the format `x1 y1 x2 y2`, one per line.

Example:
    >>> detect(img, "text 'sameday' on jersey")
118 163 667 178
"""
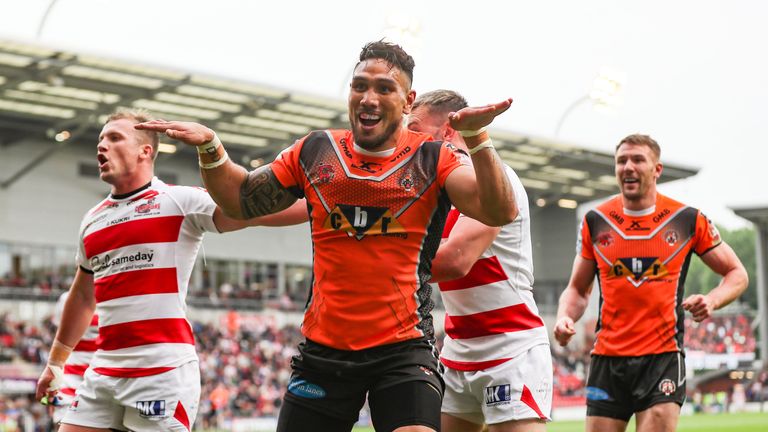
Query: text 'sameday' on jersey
438 165 549 371
579 193 722 357
271 129 465 350
77 177 219 378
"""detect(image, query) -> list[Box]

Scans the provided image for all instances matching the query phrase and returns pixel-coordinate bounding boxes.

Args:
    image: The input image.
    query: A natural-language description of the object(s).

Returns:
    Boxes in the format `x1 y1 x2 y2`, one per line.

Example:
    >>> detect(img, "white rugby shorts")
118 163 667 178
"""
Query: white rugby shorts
61 360 200 431
441 343 552 425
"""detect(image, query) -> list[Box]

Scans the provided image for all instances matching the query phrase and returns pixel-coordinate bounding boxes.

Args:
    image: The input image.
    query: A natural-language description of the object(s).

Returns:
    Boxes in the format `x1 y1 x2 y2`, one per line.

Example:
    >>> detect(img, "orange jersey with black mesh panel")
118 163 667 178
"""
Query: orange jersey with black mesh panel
271 129 466 350
578 194 722 356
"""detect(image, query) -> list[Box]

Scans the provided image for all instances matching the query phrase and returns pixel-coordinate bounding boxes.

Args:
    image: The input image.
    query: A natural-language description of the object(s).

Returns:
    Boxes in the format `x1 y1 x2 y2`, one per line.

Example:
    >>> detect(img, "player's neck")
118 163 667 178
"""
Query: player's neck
621 189 657 212
364 125 405 153
110 172 154 196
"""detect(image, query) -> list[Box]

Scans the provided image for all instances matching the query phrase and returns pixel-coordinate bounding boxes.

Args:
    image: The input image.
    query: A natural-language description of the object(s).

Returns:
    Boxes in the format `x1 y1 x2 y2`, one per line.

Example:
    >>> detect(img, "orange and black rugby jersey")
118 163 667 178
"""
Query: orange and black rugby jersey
271 129 467 350
578 194 722 357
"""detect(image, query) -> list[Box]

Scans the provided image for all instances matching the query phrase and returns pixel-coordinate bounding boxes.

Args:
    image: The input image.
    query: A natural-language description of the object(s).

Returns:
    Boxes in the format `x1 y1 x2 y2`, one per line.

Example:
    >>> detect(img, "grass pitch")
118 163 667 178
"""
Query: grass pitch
349 411 768 431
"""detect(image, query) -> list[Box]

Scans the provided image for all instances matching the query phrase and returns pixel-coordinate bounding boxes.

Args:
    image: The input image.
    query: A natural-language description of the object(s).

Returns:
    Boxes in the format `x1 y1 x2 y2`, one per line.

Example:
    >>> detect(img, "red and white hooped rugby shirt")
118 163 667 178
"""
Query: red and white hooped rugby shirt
76 177 218 378
438 165 549 371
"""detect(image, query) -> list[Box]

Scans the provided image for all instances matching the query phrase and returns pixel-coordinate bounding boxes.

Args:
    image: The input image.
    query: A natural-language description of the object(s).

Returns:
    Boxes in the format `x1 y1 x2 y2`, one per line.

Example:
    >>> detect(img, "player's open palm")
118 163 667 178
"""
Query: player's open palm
448 98 513 131
135 120 215 146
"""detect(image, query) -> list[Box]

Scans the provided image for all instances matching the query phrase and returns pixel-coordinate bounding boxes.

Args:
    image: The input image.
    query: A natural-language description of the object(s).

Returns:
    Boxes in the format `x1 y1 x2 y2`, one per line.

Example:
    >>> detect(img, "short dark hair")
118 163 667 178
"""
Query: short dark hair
106 108 159 160
616 134 661 161
357 40 415 87
412 89 468 116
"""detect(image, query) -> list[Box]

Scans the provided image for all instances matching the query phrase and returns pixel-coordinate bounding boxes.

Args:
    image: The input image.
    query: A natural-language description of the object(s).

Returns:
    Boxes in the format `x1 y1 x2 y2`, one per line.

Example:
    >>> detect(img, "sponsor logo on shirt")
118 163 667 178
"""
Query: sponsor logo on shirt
136 400 166 418
485 384 512 406
90 250 155 273
610 257 668 282
609 210 625 225
351 160 382 173
107 216 130 227
627 220 650 231
135 198 160 214
323 204 406 240
653 208 671 223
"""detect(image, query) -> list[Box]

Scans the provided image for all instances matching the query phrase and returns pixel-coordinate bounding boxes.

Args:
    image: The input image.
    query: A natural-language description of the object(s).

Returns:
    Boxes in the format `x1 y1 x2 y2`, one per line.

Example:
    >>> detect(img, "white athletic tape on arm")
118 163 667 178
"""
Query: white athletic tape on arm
47 364 64 391
458 127 487 138
468 139 494 155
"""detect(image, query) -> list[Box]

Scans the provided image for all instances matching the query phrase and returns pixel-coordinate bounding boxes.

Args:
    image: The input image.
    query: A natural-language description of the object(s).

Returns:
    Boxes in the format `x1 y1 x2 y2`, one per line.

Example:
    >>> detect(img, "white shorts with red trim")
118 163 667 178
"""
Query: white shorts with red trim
61 360 200 431
442 343 552 425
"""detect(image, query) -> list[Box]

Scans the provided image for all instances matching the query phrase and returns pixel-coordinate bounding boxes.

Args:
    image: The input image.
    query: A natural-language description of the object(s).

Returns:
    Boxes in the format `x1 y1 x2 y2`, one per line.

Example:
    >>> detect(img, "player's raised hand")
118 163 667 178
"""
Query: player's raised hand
448 98 513 132
682 294 715 322
553 316 577 347
135 120 215 146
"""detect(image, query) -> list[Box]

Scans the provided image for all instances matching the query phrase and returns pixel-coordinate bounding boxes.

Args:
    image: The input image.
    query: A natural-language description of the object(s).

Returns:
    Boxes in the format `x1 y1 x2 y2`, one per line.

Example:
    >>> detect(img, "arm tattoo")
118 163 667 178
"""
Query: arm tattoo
239 165 296 218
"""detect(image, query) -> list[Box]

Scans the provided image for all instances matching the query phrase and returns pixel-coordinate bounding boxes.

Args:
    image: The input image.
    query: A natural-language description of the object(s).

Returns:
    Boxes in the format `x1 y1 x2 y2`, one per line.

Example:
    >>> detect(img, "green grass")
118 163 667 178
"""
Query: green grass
348 412 768 432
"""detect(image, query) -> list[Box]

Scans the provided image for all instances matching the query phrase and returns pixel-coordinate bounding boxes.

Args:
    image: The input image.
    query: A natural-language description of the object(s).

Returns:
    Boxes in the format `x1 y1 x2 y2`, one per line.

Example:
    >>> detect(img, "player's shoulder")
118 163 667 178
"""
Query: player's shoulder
656 193 690 212
591 195 622 217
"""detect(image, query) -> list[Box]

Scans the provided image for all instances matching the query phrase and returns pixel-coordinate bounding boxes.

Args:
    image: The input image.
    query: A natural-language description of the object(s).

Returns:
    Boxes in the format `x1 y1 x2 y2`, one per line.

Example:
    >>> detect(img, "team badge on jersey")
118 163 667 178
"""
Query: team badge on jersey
400 175 414 192
596 232 614 248
658 379 676 396
312 163 335 184
664 229 679 246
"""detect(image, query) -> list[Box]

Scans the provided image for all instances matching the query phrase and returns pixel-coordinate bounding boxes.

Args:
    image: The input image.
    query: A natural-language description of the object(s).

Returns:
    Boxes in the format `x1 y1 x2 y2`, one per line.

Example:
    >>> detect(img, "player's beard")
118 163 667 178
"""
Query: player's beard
352 119 401 151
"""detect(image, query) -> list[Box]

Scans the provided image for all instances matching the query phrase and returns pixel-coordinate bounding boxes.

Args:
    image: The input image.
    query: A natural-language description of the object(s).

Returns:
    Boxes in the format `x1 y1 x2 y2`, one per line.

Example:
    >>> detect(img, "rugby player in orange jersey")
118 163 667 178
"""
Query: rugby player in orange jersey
553 134 748 432
137 41 518 432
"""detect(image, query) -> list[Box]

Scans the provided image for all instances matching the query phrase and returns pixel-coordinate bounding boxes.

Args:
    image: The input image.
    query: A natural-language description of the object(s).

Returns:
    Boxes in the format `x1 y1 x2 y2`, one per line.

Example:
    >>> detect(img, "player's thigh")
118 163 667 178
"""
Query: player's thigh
121 361 201 432
585 415 628 432
585 356 633 422
477 345 552 424
442 412 484 432
276 397 357 432
369 380 442 432
442 367 484 425
635 401 680 432
58 425 112 432
488 418 546 432
61 369 123 430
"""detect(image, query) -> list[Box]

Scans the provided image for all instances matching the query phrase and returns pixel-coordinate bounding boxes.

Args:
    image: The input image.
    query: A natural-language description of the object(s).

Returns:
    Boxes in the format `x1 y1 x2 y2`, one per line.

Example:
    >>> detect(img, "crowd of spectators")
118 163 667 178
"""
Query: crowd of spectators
684 314 756 354
0 308 761 429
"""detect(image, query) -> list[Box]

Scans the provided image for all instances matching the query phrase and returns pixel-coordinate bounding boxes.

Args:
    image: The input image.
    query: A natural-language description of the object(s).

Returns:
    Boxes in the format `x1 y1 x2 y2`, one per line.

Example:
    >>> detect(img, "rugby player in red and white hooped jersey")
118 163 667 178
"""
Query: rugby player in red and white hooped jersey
409 90 551 432
50 291 99 424
35 109 260 432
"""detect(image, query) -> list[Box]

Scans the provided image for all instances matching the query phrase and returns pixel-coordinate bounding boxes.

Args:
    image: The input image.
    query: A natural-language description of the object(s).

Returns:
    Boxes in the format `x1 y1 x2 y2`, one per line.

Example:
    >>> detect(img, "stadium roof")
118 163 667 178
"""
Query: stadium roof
732 206 768 226
0 39 698 205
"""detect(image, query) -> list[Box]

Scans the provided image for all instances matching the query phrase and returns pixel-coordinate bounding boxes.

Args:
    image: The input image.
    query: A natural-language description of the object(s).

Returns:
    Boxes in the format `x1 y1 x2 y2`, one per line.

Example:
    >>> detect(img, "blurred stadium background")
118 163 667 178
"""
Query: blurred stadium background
0 39 765 430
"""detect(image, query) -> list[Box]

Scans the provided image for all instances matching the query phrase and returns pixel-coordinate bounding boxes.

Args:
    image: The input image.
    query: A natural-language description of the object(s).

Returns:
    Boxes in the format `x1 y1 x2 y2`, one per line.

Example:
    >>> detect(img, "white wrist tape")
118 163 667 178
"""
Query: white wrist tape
468 139 494 155
459 127 487 138
197 134 229 169
199 151 229 169
47 364 65 392
197 134 222 154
